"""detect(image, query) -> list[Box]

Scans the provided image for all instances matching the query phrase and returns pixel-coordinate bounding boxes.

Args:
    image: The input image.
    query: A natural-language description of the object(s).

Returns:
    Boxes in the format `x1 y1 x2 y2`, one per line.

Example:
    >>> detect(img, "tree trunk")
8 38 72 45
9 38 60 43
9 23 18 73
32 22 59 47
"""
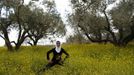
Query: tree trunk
122 34 134 46
5 40 13 51
15 38 24 50
15 36 25 50
27 40 38 46
15 43 21 50
3 29 13 51
33 40 38 46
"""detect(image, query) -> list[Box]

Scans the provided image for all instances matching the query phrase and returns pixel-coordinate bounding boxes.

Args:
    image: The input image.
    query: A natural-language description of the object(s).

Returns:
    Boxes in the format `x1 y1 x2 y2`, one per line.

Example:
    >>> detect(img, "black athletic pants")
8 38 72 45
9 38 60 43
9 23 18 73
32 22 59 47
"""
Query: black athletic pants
43 60 62 71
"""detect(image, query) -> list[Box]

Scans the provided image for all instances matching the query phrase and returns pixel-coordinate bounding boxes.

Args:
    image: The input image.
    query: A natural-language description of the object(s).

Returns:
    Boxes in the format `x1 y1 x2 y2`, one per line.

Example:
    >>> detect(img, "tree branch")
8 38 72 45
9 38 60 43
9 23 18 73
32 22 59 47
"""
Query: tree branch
10 41 17 46
103 5 117 43
27 42 33 46
0 35 5 40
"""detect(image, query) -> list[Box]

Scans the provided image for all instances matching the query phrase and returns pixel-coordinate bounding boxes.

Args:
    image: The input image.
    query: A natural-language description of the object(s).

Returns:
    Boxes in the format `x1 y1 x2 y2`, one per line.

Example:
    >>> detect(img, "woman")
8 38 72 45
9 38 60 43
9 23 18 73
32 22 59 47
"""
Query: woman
46 41 69 68
38 41 69 73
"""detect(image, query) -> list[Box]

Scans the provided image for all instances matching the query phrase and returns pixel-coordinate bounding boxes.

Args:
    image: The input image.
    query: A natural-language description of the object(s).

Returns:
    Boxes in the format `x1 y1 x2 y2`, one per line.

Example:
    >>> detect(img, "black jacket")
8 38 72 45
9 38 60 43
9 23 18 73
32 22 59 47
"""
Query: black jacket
47 48 69 62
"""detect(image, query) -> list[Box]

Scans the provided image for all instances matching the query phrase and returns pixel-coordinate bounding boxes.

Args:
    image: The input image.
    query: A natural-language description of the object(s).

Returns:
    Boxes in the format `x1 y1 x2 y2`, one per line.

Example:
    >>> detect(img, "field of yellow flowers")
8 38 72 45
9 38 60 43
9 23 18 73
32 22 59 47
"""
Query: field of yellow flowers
0 43 134 75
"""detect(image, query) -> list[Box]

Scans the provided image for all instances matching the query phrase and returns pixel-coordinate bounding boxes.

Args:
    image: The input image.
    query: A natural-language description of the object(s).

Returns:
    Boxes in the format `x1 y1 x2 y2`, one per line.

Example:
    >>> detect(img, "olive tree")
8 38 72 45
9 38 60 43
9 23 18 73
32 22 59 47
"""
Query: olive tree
69 0 134 46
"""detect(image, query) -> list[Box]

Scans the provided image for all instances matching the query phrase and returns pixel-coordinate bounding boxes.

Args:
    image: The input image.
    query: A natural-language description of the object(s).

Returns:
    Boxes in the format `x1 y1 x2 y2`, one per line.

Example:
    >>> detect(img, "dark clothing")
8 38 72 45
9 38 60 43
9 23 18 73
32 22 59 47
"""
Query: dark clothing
37 48 69 74
47 48 69 62
45 61 63 69
46 48 69 69
38 61 63 74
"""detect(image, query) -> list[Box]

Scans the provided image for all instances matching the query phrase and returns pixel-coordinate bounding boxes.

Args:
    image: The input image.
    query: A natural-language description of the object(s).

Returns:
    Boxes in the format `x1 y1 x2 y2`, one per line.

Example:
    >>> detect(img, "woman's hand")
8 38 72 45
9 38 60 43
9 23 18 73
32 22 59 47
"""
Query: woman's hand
66 55 69 58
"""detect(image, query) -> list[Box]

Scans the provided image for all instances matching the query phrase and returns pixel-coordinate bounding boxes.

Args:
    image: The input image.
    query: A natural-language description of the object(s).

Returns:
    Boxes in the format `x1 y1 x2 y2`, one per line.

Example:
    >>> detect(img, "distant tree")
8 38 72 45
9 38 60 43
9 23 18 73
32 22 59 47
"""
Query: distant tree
8 1 35 50
27 1 66 46
66 33 88 44
0 0 18 51
69 0 134 46
69 0 109 43
108 0 134 46
26 7 50 46
0 0 66 50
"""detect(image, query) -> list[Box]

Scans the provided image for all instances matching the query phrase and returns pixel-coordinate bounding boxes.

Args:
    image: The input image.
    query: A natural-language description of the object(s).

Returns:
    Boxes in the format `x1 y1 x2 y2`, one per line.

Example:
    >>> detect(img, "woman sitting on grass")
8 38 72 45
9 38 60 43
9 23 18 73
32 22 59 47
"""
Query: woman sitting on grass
38 41 69 73
46 41 69 66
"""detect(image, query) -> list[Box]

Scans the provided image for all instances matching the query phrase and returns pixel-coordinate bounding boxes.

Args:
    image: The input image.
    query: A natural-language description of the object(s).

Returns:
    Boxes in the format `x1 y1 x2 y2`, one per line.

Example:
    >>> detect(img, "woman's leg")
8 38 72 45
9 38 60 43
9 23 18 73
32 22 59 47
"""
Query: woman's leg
37 62 56 74
45 62 56 70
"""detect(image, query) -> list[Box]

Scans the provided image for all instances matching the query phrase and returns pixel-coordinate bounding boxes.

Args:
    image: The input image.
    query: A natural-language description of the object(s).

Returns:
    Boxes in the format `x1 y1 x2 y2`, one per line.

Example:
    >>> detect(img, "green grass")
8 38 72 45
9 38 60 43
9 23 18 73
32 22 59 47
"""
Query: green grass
0 43 134 75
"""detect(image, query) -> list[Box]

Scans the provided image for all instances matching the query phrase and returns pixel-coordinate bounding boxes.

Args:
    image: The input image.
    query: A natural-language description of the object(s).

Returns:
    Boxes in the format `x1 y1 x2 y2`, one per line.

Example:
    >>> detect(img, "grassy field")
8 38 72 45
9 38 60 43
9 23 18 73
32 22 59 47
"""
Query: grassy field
0 43 134 75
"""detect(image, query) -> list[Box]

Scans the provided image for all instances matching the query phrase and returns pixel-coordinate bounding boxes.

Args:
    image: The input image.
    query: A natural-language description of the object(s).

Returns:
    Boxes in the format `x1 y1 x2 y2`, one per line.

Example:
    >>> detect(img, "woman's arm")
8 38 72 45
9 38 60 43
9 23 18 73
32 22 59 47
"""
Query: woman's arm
62 48 69 57
47 48 54 60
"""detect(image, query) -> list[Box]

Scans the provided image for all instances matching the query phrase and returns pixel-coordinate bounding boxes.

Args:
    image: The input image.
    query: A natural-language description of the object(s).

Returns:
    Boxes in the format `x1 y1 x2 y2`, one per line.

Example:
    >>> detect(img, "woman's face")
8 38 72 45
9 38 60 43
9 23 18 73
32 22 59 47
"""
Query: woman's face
56 41 61 47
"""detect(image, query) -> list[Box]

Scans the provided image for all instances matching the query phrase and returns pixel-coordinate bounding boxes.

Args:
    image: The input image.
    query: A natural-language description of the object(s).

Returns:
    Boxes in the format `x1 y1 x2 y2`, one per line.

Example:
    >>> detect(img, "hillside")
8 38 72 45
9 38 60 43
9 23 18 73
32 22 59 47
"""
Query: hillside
0 44 134 75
